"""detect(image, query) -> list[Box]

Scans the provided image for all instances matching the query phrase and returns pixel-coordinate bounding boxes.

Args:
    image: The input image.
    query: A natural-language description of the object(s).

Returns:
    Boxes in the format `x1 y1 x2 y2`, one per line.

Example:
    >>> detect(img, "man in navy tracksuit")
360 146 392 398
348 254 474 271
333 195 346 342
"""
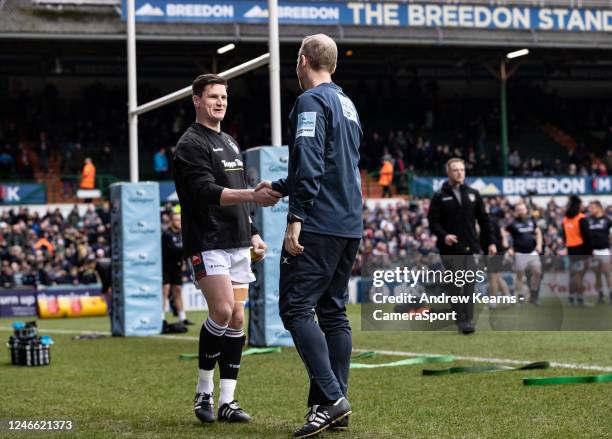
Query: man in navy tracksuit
257 34 362 438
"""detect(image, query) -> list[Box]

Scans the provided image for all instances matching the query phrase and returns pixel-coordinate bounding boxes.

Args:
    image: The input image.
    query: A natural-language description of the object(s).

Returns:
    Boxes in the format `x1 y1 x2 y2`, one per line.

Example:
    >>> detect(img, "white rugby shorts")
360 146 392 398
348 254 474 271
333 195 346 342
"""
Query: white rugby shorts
188 247 256 287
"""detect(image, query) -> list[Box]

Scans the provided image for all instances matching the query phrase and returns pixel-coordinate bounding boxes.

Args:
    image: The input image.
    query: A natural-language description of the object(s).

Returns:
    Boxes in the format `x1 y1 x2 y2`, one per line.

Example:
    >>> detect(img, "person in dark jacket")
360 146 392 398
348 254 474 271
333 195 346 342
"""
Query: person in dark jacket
173 73 282 425
257 34 360 437
427 157 496 334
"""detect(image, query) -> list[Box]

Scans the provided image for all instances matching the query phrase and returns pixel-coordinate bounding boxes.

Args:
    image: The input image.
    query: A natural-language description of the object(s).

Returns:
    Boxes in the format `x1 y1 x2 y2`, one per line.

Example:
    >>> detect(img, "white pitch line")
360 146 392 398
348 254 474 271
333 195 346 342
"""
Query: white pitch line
2 326 610 372
353 348 612 373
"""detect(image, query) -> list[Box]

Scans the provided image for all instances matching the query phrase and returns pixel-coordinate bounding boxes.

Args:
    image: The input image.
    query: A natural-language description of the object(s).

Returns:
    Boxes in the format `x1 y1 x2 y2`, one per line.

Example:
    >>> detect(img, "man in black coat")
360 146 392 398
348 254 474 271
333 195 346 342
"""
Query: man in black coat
428 158 496 334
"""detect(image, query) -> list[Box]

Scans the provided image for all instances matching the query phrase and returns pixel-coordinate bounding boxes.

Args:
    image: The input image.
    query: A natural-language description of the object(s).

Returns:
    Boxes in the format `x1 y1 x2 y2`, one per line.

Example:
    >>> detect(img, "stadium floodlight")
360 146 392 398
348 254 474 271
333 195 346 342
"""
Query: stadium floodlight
506 49 529 60
217 43 236 55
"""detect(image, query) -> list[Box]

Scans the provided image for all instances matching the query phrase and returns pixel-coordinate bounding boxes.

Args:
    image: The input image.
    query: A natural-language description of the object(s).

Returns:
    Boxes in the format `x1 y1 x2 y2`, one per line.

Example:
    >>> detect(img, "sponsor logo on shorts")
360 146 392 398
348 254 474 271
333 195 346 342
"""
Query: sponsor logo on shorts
281 256 291 265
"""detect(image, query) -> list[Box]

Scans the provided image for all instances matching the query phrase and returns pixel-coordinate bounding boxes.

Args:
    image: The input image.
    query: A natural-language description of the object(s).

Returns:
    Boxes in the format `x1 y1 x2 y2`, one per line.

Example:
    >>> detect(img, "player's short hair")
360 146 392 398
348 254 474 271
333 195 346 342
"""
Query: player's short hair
298 34 337 73
589 200 603 210
192 74 227 97
446 157 465 171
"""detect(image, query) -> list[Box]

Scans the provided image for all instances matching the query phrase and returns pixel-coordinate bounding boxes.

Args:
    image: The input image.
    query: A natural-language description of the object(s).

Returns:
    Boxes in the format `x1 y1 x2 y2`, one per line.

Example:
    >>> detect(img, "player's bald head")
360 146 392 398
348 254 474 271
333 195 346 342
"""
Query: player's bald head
298 34 337 73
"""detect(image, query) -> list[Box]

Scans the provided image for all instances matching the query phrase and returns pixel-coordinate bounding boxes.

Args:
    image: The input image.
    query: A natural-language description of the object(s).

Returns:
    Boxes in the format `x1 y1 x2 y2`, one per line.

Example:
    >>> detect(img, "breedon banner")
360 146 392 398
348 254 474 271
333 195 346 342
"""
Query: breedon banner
123 0 612 32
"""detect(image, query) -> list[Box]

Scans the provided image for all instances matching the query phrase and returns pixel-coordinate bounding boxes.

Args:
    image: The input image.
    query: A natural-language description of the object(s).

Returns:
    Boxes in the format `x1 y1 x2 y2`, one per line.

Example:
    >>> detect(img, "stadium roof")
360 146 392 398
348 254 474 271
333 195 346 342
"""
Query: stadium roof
1 0 612 48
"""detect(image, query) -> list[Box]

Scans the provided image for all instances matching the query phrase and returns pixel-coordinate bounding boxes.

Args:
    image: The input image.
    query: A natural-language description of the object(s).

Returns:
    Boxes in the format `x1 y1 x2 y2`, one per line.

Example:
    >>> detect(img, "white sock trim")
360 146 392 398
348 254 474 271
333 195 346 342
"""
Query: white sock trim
225 327 244 338
205 317 228 336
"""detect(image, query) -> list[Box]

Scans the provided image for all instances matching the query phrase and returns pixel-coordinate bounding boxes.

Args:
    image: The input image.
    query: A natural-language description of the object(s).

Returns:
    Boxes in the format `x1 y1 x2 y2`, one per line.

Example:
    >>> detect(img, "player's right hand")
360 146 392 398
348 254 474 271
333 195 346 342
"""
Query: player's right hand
444 234 458 246
255 181 272 192
253 187 283 206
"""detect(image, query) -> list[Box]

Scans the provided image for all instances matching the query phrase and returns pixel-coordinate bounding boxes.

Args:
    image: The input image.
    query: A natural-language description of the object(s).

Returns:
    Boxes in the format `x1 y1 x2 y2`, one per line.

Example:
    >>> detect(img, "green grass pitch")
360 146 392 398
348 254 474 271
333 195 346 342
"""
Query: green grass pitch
2 305 612 438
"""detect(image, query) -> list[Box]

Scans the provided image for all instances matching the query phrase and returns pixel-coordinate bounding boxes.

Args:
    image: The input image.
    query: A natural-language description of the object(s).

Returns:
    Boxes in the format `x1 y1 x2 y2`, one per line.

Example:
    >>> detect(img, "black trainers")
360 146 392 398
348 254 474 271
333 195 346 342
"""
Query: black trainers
182 319 196 326
218 400 251 423
457 321 475 335
293 397 352 438
194 392 215 423
330 415 349 431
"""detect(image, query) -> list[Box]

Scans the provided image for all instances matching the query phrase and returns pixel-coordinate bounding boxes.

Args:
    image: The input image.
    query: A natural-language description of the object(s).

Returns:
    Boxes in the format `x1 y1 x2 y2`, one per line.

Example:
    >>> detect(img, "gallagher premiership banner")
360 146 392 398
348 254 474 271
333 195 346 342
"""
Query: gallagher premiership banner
123 0 612 32
411 176 612 197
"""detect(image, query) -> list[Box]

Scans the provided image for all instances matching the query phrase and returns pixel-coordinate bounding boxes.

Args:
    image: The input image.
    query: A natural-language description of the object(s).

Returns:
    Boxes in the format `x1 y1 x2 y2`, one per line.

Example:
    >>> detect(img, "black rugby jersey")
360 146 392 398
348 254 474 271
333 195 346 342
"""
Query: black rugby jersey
162 227 183 268
506 217 538 254
173 122 253 257
588 215 611 250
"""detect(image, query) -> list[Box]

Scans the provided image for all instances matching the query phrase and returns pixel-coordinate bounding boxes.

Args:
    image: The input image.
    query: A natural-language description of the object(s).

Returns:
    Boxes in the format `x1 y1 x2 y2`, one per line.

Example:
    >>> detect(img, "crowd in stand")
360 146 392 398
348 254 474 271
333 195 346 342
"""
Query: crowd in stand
1 196 609 286
360 130 612 180
0 202 184 288
3 81 612 182
0 205 111 288
355 197 611 275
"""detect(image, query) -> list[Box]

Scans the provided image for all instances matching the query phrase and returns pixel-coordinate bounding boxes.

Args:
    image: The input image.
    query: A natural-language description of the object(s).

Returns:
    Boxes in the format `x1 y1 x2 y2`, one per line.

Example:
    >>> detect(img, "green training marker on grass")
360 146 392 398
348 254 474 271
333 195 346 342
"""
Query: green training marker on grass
423 361 550 376
351 351 376 360
242 346 282 356
523 373 612 386
350 355 454 369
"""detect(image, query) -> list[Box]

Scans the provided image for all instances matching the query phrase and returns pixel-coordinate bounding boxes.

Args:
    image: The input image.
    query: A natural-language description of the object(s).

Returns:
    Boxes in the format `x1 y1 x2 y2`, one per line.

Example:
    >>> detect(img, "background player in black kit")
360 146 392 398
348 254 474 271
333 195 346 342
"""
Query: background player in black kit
587 200 611 304
162 211 193 329
505 201 543 305
173 74 282 425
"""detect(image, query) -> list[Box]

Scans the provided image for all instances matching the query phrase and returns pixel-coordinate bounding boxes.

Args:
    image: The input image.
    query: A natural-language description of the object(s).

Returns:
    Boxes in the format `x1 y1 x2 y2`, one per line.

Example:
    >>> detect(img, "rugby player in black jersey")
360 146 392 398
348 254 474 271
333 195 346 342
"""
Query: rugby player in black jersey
173 74 282 424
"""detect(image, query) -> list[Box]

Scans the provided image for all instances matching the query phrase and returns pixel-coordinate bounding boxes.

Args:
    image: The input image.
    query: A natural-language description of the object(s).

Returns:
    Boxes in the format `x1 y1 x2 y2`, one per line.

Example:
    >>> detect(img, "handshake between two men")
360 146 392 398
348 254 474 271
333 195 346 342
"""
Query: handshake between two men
251 180 283 207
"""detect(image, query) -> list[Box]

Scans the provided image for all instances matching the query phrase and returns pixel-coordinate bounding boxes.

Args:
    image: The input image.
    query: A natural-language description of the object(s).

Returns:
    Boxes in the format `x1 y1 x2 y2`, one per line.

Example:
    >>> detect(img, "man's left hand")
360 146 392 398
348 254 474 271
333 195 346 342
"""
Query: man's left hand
488 244 497 256
251 234 267 262
284 222 304 256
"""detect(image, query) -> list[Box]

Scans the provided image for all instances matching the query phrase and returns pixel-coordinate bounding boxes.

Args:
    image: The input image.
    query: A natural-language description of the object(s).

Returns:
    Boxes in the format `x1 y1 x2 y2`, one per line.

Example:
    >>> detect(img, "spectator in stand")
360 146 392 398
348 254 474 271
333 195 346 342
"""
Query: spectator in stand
154 147 169 178
0 144 15 175
37 131 50 172
508 150 521 175
378 153 394 198
80 157 96 190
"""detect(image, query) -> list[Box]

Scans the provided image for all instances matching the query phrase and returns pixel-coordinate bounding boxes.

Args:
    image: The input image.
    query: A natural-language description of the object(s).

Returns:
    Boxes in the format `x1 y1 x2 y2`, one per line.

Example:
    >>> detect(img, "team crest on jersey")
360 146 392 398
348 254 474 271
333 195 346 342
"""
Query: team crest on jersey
225 136 240 154
468 193 476 202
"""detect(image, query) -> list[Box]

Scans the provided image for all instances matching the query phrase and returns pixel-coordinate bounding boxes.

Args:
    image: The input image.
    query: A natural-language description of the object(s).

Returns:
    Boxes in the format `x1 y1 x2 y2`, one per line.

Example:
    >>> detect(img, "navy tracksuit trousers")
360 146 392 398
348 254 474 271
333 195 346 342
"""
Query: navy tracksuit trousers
279 231 360 406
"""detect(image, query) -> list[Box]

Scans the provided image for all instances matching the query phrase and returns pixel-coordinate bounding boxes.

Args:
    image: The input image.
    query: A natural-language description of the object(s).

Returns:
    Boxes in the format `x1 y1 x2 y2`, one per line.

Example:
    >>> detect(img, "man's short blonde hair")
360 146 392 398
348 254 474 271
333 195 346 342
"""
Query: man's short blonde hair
446 157 465 171
298 34 337 73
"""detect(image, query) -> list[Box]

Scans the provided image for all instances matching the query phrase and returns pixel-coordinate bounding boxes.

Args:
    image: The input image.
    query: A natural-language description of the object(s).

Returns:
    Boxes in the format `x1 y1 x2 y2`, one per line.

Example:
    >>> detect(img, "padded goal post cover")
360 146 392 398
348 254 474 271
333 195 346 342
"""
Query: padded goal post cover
245 146 293 347
110 182 163 336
